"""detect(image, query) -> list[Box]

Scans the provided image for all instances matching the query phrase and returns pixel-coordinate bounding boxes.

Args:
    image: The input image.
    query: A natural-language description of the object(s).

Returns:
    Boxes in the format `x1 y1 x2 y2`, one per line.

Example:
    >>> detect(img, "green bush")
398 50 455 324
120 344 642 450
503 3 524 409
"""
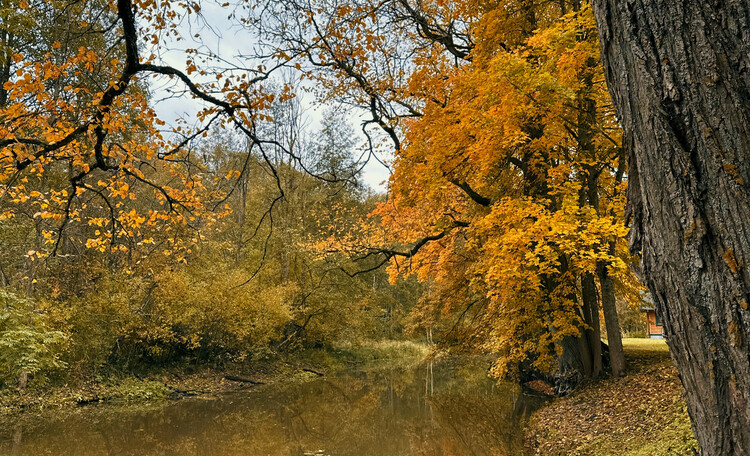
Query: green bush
0 289 67 388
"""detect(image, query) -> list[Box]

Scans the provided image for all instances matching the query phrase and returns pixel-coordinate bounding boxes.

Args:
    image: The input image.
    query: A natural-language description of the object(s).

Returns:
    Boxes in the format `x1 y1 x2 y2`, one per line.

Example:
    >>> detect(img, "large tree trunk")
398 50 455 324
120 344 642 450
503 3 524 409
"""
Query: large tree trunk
592 1 750 454
543 265 601 394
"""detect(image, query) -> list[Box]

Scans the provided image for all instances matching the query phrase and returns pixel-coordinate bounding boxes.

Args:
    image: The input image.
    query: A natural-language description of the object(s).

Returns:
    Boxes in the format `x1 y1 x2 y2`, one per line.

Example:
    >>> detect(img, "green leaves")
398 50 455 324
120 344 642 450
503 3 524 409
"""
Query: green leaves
0 289 67 386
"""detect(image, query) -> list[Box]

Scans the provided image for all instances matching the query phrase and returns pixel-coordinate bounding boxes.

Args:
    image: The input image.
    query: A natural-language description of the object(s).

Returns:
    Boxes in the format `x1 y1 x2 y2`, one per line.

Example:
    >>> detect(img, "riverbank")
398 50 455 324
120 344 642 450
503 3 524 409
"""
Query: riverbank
0 340 429 417
524 338 698 456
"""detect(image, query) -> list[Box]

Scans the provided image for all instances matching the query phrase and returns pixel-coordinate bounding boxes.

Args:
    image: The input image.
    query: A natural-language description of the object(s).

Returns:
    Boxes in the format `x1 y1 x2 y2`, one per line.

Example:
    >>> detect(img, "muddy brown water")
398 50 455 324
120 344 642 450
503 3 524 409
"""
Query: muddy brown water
0 360 545 456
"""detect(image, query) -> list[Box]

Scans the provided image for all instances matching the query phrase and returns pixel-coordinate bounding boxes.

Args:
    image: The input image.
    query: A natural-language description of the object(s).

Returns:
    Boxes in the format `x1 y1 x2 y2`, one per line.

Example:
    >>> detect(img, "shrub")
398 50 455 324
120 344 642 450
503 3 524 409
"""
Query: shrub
0 289 67 388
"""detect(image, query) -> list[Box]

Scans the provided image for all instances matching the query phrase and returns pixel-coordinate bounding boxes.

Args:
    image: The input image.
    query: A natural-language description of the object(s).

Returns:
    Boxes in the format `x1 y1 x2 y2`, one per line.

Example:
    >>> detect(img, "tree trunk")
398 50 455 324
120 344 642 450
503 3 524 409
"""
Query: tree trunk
18 371 27 391
592 1 750 453
543 267 599 394
555 333 590 395
581 272 603 378
597 252 626 377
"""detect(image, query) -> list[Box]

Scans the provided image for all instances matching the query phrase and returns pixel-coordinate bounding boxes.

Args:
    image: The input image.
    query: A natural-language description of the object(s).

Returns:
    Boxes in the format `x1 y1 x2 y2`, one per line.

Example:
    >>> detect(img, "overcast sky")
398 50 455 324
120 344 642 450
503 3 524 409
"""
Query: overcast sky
145 3 392 193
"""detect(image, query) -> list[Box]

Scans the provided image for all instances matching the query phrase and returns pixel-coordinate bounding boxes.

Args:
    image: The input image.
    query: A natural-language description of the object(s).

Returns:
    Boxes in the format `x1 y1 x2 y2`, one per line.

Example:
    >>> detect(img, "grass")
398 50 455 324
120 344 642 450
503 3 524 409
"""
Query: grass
325 340 431 364
524 338 698 456
0 378 171 416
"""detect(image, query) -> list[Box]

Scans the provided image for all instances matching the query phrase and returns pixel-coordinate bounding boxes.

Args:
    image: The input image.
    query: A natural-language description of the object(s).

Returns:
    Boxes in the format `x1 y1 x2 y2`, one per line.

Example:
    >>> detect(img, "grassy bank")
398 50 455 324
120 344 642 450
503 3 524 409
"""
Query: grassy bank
0 340 429 417
524 338 698 456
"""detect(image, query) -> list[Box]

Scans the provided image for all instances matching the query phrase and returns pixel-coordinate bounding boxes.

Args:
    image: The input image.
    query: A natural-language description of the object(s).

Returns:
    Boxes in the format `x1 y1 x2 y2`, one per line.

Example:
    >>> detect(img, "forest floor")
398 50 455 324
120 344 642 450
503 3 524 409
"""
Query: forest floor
0 340 428 417
524 338 698 456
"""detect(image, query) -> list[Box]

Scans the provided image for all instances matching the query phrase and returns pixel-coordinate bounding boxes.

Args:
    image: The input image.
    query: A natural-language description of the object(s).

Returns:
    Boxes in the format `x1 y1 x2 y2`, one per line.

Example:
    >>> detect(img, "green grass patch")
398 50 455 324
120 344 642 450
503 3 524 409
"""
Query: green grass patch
298 340 430 372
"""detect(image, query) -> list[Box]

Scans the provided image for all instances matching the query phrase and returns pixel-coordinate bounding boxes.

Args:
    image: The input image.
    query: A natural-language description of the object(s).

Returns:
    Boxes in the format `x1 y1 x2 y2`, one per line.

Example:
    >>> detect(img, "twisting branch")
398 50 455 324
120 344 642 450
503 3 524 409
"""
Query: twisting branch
392 0 474 61
340 220 469 277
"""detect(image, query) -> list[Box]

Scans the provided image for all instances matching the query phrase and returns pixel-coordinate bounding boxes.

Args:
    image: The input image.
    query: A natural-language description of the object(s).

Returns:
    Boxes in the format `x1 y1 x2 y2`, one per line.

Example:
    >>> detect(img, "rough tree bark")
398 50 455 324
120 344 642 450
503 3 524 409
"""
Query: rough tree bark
592 1 750 454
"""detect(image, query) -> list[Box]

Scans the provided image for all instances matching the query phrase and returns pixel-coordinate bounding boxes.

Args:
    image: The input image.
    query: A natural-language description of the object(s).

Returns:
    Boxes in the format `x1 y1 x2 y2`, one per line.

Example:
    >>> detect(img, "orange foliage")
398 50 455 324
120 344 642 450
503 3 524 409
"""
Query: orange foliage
371 4 634 376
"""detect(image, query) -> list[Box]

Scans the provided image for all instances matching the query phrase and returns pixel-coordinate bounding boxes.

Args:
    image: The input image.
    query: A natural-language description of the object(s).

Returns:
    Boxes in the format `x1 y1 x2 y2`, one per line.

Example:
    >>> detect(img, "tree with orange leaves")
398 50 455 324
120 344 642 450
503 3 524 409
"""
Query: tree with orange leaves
303 1 638 390
384 4 635 388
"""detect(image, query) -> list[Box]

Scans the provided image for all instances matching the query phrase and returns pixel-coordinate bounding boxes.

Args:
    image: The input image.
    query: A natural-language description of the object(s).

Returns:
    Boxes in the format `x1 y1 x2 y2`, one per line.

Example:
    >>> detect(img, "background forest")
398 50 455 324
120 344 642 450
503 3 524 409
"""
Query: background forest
0 107 425 388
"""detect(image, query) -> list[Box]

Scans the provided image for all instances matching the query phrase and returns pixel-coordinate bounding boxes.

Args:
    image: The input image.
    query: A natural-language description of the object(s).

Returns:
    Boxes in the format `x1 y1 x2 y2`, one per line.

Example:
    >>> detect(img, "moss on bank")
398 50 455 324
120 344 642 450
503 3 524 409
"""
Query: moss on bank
524 338 698 456
0 340 429 417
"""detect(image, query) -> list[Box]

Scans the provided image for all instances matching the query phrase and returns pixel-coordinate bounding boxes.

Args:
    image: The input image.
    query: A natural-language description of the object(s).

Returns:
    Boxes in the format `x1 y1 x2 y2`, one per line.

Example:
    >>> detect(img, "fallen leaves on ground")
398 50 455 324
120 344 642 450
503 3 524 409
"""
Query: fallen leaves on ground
524 339 698 456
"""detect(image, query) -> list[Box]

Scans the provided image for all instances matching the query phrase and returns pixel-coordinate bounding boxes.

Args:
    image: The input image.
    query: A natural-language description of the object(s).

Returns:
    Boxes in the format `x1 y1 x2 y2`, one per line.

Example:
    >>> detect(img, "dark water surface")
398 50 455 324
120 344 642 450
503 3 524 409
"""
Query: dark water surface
0 360 544 456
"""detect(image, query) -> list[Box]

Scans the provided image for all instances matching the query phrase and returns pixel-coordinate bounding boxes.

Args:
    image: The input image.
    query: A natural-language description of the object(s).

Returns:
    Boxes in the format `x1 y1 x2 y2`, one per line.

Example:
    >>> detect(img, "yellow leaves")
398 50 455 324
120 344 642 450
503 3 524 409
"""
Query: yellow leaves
361 1 637 378
11 53 23 63
42 230 55 244
110 182 130 199
120 209 146 229
26 250 47 259
0 210 15 221
34 211 59 220
85 238 106 252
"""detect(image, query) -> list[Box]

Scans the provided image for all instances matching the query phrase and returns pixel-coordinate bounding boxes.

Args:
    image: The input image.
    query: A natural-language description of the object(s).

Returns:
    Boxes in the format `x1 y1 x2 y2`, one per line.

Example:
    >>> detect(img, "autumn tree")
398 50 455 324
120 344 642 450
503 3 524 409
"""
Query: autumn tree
386 4 633 387
592 1 750 453
283 0 638 387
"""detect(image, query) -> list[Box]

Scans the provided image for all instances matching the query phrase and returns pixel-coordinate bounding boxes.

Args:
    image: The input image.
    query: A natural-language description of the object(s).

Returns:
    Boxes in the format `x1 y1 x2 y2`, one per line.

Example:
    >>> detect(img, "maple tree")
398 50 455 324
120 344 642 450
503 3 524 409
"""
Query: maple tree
389 5 632 387
301 0 638 388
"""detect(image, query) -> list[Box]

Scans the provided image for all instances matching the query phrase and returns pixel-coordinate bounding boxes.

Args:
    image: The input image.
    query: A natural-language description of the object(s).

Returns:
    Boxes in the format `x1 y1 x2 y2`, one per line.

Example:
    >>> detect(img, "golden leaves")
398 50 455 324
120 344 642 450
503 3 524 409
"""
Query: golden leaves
360 1 637 377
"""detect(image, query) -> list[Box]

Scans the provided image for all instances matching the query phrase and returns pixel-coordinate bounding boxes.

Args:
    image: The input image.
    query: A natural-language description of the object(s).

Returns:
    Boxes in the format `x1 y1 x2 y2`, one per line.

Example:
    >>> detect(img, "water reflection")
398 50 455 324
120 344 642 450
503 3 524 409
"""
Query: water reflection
0 360 544 456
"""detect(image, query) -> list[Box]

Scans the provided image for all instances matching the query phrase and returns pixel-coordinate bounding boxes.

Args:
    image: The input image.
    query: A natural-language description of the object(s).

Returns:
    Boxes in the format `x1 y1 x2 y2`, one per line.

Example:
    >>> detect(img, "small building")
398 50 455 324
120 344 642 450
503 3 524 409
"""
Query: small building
642 307 664 338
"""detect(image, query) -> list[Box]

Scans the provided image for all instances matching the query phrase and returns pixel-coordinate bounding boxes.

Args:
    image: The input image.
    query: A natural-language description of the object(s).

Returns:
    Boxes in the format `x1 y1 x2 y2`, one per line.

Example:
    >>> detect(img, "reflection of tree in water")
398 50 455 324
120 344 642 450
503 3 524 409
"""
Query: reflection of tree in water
0 362 543 456
426 391 524 455
404 361 540 456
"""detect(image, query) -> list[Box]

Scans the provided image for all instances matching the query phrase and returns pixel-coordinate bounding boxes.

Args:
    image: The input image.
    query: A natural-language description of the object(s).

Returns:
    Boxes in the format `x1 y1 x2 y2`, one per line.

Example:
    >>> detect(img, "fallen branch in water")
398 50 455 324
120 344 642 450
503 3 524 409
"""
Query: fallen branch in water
223 375 266 385
167 386 203 397
76 396 111 405
301 368 325 377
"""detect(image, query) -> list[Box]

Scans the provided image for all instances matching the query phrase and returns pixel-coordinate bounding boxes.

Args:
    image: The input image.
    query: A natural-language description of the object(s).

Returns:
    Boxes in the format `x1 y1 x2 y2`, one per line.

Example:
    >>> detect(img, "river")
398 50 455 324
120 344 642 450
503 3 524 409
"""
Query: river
0 359 545 455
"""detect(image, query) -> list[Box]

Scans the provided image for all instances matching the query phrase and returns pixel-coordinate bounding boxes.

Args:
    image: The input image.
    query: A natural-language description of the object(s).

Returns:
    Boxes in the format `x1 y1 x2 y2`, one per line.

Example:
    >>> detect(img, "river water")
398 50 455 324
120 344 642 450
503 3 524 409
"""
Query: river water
0 360 544 456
